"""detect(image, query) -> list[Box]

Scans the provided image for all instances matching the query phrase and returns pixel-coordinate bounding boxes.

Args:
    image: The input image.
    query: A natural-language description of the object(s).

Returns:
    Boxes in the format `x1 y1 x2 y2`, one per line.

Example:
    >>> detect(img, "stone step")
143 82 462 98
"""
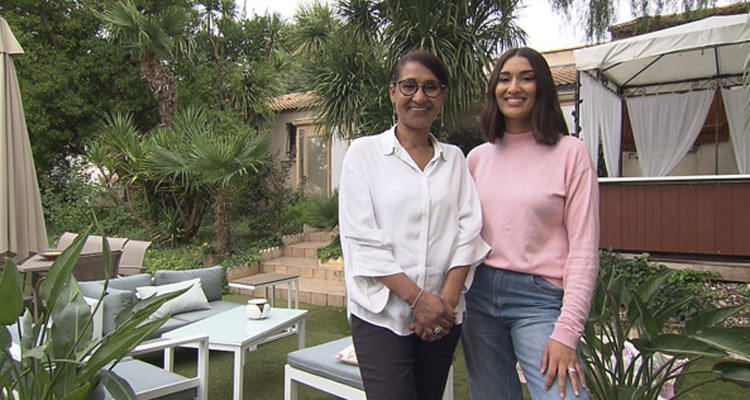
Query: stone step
304 231 335 243
261 256 344 282
231 277 346 308
283 241 331 258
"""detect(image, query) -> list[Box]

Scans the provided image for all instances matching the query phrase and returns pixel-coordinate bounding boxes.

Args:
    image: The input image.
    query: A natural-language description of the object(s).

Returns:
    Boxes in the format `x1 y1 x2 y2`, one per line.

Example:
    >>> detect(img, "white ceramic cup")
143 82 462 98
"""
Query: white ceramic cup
245 298 271 319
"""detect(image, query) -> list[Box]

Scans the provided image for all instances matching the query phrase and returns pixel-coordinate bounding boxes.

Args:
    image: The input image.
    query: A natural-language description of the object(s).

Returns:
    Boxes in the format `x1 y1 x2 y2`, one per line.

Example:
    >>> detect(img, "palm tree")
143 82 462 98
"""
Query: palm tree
149 107 270 255
294 0 526 139
98 0 193 126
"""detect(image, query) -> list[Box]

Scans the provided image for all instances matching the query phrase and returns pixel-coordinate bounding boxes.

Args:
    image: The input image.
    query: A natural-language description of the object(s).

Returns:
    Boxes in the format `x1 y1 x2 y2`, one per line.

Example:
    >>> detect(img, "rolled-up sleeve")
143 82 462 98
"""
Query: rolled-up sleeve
339 143 403 313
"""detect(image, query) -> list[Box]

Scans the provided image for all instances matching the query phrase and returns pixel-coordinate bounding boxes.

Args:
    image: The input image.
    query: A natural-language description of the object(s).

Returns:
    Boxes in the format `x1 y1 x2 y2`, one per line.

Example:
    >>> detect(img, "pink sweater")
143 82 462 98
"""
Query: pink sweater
466 132 600 348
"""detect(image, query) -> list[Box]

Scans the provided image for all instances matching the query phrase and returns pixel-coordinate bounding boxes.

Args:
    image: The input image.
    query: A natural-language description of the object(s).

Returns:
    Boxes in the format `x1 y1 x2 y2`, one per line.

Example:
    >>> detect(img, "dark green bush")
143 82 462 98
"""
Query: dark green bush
40 160 141 242
317 234 342 262
232 159 304 241
288 189 338 230
598 250 716 322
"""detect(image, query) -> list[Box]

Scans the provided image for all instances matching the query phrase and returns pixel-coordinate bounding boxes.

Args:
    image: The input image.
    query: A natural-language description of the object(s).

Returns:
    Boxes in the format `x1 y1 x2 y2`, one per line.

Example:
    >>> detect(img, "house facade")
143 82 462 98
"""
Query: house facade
266 92 346 197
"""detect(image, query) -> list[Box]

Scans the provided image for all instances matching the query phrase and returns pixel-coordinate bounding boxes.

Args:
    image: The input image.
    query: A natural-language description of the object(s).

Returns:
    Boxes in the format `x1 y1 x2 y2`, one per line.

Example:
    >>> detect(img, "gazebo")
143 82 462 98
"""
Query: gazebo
573 14 750 271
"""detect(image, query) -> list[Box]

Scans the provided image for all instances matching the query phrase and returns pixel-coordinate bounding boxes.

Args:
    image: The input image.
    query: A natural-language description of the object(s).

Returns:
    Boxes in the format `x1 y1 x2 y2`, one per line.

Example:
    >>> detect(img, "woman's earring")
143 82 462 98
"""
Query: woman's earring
440 105 445 130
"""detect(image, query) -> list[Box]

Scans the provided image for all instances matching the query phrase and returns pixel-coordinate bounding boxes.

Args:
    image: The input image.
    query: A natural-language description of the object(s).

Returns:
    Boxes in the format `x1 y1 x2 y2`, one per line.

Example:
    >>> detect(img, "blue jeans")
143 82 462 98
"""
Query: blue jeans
461 265 588 400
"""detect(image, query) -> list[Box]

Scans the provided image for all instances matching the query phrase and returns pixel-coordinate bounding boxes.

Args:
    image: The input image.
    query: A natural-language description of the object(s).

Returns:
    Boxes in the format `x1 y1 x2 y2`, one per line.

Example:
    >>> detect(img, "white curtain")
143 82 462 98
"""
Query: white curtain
626 90 715 177
580 73 623 176
721 87 750 174
579 73 600 171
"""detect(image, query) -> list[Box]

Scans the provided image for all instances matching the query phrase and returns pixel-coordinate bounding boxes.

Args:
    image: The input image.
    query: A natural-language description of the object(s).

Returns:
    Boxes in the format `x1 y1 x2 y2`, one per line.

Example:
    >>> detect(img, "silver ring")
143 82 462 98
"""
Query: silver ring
567 368 577 374
433 327 442 335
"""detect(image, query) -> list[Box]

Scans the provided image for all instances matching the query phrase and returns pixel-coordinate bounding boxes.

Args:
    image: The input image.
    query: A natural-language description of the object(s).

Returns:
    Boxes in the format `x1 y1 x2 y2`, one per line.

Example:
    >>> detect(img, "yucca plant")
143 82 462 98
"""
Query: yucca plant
0 228 184 399
582 266 750 400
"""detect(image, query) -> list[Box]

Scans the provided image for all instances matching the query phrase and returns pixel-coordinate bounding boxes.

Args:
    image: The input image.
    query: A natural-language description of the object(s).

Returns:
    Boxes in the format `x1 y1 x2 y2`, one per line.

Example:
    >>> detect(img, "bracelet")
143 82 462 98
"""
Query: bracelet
409 288 424 309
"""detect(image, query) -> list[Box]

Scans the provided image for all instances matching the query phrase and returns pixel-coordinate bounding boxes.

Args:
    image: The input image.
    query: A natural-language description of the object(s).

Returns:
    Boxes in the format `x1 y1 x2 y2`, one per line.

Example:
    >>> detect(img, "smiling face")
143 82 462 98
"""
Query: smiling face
495 55 537 133
390 61 444 134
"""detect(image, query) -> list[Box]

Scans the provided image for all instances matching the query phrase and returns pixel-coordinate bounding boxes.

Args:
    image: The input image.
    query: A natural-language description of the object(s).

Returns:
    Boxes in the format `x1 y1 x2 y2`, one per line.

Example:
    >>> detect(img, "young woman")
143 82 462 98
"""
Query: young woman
339 49 489 399
462 47 600 400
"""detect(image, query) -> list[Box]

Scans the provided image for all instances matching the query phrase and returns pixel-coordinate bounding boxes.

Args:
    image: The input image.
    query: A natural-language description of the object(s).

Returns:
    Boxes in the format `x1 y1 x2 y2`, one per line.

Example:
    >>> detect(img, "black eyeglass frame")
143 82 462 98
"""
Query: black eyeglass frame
392 79 447 98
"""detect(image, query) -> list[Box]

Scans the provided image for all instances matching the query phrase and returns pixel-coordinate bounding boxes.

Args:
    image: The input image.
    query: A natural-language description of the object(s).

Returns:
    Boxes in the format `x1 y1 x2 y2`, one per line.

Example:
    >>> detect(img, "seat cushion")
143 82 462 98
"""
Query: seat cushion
102 358 197 400
287 337 363 390
153 266 224 302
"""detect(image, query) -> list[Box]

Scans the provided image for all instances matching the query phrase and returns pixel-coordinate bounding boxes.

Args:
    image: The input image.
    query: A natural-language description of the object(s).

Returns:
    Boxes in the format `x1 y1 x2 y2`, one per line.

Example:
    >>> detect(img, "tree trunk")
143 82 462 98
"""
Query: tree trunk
215 190 229 255
140 53 177 127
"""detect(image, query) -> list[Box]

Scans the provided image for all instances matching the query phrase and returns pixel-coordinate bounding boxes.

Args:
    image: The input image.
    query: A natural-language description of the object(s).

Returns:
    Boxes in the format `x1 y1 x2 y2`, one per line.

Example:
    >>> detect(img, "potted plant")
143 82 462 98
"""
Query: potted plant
0 229 186 399
582 264 750 399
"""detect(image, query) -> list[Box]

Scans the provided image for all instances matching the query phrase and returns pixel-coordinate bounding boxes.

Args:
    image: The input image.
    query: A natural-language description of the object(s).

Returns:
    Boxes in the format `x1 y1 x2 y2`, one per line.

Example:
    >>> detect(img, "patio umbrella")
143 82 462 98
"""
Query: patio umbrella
0 16 48 261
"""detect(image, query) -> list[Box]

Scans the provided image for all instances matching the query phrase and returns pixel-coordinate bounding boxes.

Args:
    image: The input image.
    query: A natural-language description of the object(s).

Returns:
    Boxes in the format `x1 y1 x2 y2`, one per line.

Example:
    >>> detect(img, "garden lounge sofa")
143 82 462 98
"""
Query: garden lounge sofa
79 266 237 339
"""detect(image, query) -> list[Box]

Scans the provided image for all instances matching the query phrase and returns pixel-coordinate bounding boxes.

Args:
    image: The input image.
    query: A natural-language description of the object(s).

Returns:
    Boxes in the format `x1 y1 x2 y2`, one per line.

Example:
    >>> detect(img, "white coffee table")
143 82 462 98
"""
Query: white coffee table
162 306 308 400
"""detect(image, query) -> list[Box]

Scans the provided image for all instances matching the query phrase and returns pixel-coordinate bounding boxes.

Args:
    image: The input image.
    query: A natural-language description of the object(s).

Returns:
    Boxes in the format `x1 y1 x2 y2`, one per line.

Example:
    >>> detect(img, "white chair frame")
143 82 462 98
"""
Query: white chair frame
284 363 453 400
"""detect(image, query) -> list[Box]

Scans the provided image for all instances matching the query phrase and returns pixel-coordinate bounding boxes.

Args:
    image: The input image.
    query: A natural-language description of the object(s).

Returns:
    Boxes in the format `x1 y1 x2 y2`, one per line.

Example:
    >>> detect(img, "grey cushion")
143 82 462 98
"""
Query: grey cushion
80 273 153 293
172 300 237 324
103 358 197 400
78 282 137 335
153 266 224 302
108 273 153 291
287 336 363 390
98 288 136 335
78 281 106 298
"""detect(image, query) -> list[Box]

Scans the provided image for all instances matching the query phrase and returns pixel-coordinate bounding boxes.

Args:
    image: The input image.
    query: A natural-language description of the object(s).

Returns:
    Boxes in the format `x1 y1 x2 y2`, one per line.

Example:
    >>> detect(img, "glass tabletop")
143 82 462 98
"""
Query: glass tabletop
162 306 307 347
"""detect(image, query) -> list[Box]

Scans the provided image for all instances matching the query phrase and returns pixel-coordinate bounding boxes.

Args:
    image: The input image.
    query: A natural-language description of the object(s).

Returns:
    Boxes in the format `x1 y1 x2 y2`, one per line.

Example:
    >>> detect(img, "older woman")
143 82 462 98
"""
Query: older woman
339 49 489 399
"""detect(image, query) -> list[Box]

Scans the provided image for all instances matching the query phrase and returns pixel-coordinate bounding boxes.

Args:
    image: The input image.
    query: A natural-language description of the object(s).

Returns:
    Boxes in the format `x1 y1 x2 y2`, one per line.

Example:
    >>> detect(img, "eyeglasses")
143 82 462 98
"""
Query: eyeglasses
393 79 446 98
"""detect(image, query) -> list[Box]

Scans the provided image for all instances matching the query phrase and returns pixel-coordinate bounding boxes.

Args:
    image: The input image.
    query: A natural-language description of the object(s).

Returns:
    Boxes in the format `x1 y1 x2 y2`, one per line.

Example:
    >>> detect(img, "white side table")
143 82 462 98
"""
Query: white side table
229 272 299 309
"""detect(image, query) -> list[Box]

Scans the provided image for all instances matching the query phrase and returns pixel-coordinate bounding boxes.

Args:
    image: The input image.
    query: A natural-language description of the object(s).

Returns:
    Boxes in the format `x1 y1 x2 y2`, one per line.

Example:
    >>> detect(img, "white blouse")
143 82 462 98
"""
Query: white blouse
339 126 490 336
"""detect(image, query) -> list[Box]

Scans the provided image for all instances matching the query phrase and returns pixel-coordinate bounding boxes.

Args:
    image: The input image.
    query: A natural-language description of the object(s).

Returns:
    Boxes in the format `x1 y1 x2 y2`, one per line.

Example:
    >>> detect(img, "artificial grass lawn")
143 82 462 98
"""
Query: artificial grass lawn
145 293 748 400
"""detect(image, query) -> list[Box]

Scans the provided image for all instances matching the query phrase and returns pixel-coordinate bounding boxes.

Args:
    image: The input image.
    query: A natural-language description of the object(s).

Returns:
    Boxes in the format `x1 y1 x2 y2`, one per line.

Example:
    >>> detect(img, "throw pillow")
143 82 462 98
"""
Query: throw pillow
135 278 211 320
335 343 358 365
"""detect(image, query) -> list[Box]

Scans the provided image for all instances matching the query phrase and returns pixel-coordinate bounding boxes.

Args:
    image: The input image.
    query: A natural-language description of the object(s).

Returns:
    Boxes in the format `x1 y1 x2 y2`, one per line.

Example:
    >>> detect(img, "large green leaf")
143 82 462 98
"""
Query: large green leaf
59 378 96 400
631 291 658 340
78 320 163 382
635 271 669 305
646 334 726 357
0 326 10 351
50 281 94 359
713 361 750 387
0 259 24 325
654 294 692 329
98 369 137 400
42 230 89 312
685 305 749 334
693 327 750 360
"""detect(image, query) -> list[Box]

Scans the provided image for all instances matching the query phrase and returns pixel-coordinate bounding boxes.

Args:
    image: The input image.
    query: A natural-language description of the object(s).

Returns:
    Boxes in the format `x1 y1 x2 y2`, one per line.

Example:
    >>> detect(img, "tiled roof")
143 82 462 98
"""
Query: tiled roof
610 2 750 39
267 91 318 111
552 66 577 87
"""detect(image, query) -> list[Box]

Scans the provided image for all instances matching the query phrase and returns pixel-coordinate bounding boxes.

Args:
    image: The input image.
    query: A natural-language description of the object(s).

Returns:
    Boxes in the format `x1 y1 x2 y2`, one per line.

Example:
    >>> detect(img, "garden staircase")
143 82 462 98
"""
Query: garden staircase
230 227 346 307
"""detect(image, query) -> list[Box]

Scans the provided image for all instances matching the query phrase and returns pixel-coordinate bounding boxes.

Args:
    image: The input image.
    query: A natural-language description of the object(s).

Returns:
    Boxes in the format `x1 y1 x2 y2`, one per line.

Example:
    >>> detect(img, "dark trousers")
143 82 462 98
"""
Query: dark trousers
351 314 460 400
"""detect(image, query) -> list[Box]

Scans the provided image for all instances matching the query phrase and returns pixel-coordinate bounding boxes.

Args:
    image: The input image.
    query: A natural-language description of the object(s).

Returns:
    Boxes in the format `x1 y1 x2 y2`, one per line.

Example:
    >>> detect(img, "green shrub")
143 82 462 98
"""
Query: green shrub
233 160 304 240
288 189 339 230
317 234 342 262
599 250 716 322
40 160 141 241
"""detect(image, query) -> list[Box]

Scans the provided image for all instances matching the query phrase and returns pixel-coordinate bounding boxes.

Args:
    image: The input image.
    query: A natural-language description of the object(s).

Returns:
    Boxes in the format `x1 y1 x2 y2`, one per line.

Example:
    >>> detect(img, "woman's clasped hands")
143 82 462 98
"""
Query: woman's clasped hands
409 290 457 342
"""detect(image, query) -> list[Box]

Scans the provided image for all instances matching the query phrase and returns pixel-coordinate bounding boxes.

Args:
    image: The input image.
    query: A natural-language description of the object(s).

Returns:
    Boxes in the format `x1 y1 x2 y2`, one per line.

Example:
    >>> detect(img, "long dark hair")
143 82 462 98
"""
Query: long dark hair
482 47 568 145
392 50 449 86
